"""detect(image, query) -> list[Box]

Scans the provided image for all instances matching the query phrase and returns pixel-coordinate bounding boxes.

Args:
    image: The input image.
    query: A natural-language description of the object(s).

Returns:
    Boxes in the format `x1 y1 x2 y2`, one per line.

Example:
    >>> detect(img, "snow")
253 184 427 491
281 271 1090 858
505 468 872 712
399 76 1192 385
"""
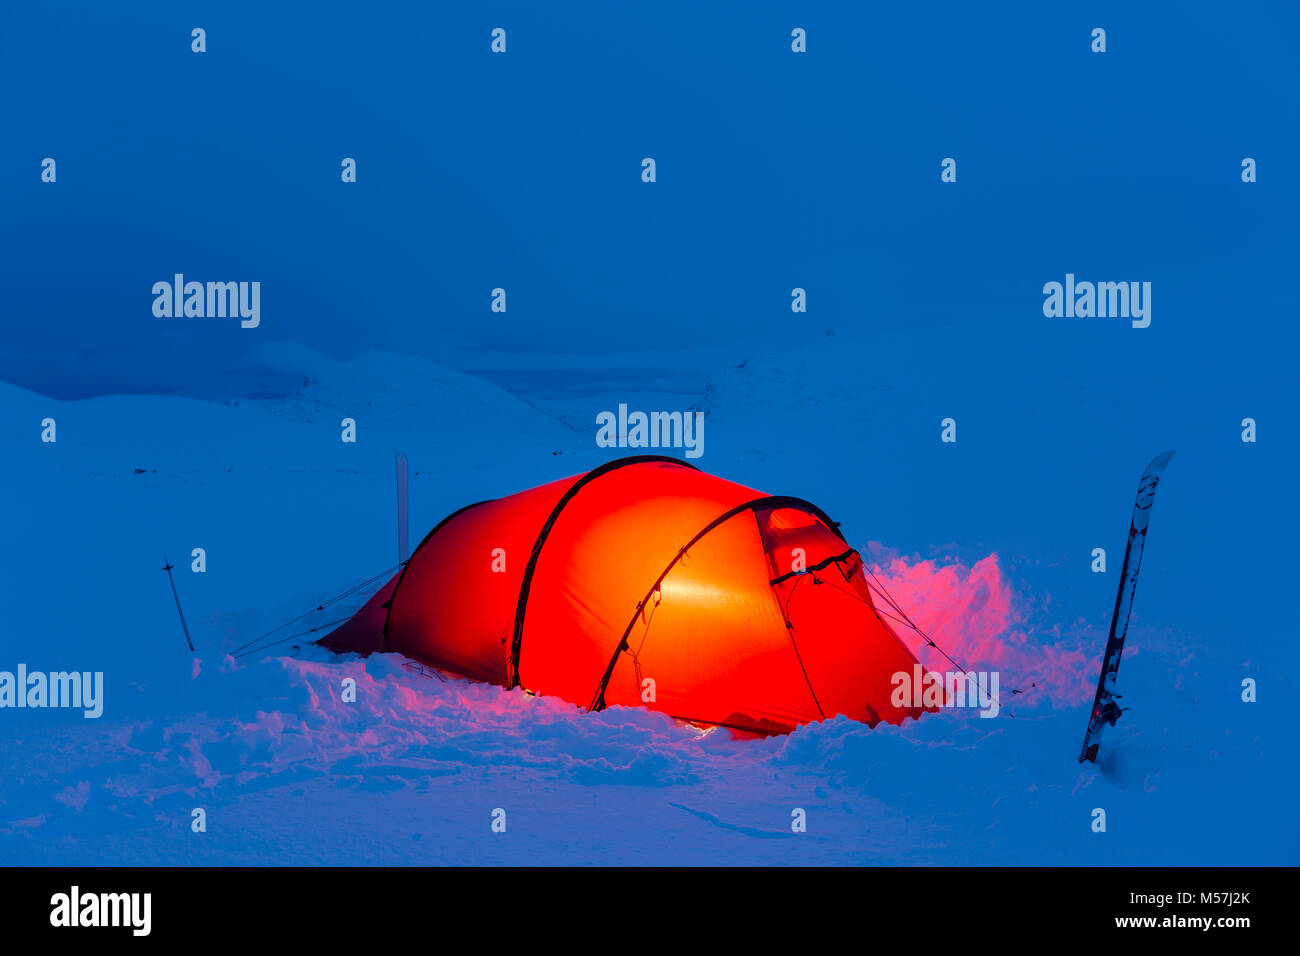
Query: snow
0 331 1292 865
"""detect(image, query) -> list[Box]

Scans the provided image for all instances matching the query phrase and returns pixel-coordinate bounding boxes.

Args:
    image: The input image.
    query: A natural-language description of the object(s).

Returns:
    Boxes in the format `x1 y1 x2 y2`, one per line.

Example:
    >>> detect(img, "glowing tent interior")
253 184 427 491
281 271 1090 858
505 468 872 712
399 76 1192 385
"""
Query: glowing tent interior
320 456 931 735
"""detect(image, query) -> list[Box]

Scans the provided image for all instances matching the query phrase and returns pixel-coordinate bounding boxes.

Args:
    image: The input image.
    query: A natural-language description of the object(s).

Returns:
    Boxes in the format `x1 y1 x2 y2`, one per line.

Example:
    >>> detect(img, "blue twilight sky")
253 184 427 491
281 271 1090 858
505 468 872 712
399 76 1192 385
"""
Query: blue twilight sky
0 1 1297 398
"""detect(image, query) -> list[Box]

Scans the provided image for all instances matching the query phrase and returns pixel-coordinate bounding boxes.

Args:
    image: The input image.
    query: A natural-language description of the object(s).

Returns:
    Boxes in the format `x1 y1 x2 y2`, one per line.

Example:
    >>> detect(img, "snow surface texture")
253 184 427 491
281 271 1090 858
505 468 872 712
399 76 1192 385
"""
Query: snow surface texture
0 334 1292 865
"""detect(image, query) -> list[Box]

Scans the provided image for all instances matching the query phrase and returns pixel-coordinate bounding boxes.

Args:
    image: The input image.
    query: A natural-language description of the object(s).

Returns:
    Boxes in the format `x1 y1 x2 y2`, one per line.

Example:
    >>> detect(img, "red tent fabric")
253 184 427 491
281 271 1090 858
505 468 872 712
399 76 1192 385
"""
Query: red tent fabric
322 456 931 734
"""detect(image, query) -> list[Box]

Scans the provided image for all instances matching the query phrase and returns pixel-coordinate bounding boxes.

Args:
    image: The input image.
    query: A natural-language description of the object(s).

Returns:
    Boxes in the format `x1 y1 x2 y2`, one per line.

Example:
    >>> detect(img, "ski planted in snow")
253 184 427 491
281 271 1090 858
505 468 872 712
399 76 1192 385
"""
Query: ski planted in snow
1078 450 1175 764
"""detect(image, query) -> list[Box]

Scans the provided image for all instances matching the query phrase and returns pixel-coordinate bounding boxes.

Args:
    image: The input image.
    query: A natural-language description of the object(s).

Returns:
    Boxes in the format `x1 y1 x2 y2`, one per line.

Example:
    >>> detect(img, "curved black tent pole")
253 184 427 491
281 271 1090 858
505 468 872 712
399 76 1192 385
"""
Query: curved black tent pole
587 494 845 712
507 455 700 688
380 498 495 650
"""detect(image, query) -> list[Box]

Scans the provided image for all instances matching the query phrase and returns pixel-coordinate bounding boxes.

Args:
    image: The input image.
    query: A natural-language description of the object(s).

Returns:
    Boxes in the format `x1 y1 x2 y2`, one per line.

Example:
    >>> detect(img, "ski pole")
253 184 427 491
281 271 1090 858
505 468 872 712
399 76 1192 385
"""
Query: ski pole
162 557 196 652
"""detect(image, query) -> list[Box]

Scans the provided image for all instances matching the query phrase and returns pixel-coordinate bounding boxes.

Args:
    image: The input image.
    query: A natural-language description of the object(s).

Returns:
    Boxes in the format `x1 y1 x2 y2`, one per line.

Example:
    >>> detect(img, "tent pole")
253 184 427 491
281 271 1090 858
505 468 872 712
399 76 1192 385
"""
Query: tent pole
396 452 410 565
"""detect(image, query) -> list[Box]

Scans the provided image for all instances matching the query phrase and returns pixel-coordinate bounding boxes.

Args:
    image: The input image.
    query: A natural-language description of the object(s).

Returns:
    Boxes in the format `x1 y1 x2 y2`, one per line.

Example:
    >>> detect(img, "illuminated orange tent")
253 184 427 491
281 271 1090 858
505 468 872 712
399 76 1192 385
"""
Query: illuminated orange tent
322 456 930 734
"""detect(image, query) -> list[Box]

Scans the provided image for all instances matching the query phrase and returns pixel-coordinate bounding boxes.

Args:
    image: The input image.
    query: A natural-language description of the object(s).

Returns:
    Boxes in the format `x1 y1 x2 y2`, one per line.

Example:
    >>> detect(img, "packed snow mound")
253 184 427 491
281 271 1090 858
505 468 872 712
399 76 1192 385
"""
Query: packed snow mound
867 548 1093 708
0 645 1075 865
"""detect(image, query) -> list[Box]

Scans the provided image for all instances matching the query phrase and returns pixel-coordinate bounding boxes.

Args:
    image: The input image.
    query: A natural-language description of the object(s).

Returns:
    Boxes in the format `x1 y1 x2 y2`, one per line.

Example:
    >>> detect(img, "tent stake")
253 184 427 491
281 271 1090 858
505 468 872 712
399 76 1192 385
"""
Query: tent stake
162 557 196 652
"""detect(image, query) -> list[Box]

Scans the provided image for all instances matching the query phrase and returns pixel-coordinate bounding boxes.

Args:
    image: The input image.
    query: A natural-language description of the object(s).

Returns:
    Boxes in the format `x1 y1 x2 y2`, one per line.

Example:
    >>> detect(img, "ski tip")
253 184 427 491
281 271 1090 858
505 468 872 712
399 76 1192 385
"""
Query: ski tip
1148 449 1176 471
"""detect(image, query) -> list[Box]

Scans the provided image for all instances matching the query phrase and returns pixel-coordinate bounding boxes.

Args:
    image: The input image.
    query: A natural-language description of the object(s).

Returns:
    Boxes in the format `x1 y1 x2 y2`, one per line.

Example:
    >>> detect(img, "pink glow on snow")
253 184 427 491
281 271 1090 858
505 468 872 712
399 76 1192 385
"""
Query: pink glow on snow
864 548 1094 708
